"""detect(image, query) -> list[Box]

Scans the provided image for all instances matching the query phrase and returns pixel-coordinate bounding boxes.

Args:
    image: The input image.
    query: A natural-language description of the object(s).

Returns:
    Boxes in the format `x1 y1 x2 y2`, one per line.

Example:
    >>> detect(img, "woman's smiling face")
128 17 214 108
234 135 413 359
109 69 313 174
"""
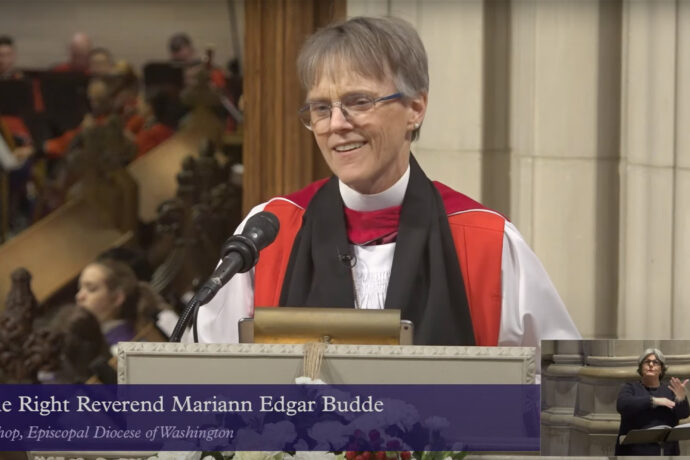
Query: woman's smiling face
306 70 426 195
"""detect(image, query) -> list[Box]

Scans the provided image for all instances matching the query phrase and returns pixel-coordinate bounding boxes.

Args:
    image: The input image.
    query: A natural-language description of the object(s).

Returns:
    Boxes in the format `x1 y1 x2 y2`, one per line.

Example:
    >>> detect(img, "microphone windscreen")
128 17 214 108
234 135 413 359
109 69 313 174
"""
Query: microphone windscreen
242 211 280 250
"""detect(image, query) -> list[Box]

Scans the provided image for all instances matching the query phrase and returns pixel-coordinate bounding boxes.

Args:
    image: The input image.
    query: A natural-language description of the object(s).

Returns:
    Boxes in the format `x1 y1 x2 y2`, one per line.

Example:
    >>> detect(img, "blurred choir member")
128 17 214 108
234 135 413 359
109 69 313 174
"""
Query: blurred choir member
87 47 115 76
53 32 92 73
168 32 226 90
0 35 22 80
1 111 35 235
133 88 180 156
43 77 114 158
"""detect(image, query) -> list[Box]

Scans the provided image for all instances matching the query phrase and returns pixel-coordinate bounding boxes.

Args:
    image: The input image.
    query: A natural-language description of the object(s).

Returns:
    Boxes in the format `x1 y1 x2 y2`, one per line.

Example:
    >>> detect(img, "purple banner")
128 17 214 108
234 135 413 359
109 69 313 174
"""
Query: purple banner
0 385 539 452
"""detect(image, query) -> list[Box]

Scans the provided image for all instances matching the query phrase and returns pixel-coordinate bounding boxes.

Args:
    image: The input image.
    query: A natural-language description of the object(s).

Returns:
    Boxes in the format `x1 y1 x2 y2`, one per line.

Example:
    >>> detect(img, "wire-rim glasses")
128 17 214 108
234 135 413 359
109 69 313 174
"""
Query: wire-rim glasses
298 92 403 133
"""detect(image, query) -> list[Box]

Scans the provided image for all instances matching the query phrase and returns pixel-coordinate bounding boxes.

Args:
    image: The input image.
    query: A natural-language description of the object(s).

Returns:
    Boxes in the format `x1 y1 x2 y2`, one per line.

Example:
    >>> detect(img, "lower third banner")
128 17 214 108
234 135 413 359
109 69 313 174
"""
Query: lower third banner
0 384 539 452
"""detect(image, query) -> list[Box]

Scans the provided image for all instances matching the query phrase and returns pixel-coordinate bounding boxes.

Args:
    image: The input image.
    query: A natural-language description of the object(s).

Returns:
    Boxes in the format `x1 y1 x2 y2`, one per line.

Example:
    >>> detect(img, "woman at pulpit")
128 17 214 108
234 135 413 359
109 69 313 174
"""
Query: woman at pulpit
197 16 581 347
615 348 689 455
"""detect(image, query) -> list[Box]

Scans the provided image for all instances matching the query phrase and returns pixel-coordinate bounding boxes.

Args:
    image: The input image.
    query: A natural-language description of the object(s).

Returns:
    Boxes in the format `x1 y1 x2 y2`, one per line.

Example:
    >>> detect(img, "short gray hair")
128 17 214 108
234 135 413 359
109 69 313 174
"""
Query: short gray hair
637 348 667 379
297 16 429 141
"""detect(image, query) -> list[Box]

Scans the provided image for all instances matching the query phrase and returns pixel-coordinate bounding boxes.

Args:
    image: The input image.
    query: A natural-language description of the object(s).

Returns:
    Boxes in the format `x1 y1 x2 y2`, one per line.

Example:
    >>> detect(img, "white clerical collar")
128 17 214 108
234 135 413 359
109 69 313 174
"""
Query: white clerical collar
339 165 410 211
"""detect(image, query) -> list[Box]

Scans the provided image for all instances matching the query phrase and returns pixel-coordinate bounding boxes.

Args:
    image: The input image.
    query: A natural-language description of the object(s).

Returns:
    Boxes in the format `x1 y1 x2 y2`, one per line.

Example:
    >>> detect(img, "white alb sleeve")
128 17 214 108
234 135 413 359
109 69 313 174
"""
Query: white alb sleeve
196 203 267 343
498 221 581 347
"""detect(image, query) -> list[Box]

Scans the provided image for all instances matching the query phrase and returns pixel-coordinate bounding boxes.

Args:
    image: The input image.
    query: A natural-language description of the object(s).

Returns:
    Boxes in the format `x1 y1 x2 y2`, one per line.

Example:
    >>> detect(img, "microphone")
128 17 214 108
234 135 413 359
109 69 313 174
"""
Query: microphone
195 211 280 305
169 211 280 342
337 248 356 268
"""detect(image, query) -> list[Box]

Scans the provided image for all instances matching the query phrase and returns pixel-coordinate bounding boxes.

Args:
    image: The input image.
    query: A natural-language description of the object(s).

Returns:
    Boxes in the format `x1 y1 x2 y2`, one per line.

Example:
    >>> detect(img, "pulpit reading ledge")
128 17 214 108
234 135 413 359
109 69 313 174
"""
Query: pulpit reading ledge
117 342 536 384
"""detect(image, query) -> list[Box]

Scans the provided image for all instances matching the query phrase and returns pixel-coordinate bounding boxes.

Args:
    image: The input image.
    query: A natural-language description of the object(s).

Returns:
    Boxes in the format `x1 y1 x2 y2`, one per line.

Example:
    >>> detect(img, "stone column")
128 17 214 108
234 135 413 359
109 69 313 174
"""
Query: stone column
399 0 489 203
509 0 621 338
617 0 687 339
674 1 690 336
541 340 584 455
569 340 639 456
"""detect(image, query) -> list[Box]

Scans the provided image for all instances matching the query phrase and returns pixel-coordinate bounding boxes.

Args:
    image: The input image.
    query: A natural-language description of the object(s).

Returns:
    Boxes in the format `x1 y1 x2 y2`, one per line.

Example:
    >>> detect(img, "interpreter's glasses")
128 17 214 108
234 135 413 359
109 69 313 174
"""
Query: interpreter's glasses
643 359 661 367
298 92 403 133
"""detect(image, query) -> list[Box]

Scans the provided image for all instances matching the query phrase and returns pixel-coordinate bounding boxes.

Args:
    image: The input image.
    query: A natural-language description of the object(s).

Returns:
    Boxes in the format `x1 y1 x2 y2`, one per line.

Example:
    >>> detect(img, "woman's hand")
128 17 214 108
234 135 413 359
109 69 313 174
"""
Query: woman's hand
653 397 676 409
669 377 689 402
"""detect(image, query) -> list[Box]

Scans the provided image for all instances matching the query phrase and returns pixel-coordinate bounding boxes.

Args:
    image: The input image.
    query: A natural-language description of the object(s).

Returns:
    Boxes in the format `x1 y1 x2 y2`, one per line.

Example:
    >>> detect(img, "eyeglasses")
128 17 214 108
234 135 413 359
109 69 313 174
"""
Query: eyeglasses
298 92 403 133
643 359 661 367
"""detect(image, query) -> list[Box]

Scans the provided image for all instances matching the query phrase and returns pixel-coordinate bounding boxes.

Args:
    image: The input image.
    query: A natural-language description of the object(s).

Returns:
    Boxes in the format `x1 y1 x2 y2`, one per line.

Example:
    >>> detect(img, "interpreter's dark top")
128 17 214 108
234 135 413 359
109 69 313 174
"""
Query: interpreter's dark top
615 381 690 455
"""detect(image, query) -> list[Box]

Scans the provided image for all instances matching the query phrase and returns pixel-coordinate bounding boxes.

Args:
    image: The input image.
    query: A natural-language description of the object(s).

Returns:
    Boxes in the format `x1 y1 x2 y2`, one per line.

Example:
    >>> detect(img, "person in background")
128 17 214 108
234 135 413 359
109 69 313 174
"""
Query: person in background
0 35 22 80
0 114 34 167
1 114 35 235
96 248 187 341
87 47 115 76
168 32 226 90
133 88 180 156
168 32 195 63
76 258 186 345
615 348 689 455
112 60 141 124
76 259 142 345
98 246 153 282
53 32 92 73
75 259 161 346
43 77 114 158
197 17 580 348
50 305 113 383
